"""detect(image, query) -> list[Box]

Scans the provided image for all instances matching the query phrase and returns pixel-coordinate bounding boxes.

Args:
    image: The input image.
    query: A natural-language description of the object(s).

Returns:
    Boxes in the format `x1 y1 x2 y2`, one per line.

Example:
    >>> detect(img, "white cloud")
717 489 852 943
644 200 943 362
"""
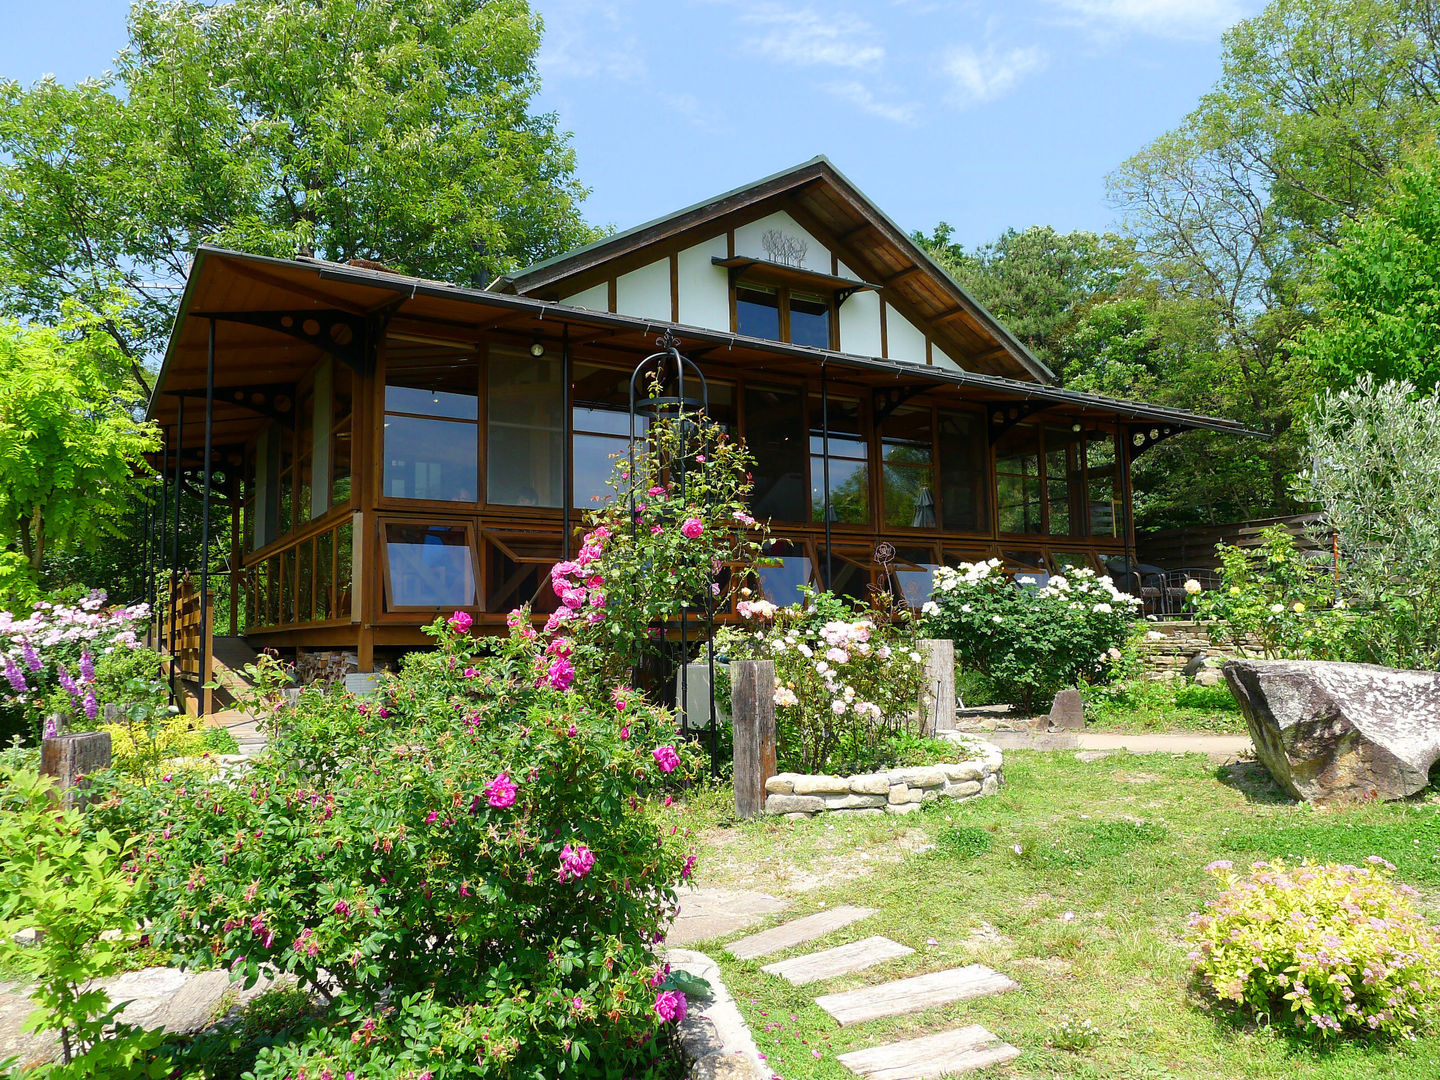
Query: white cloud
536 0 646 84
1047 0 1254 39
661 92 730 133
742 7 885 69
822 81 919 125
942 44 1048 107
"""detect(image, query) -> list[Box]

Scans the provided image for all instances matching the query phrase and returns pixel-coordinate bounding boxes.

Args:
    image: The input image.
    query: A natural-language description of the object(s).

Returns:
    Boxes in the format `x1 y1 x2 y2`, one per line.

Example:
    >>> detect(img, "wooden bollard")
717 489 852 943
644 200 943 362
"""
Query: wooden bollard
731 660 776 820
919 639 956 734
40 731 112 807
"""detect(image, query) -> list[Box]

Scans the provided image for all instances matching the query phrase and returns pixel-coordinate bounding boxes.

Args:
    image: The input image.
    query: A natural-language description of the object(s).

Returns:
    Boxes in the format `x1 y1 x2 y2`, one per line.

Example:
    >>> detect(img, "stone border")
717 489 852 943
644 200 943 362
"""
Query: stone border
762 740 1003 818
665 948 768 1079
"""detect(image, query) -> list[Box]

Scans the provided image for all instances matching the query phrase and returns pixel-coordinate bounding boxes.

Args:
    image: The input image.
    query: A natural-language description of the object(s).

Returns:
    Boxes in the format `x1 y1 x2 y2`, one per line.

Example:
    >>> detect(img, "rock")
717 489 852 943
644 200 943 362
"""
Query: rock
889 767 945 788
848 772 891 795
822 792 888 809
1075 750 1113 764
791 774 851 796
678 1015 725 1061
0 987 60 1069
838 807 885 816
885 802 921 815
1047 688 1085 730
764 774 797 795
690 1051 768 1080
1195 666 1224 687
1223 659 1440 803
764 794 824 815
783 812 812 821
887 785 920 805
1182 652 1209 679
940 762 982 783
943 780 982 798
981 775 1000 796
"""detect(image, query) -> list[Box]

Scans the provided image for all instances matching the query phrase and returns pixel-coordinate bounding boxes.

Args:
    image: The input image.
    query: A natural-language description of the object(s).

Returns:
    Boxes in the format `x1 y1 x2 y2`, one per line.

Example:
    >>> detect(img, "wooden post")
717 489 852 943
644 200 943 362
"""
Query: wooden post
40 732 111 808
919 639 956 734
731 659 776 820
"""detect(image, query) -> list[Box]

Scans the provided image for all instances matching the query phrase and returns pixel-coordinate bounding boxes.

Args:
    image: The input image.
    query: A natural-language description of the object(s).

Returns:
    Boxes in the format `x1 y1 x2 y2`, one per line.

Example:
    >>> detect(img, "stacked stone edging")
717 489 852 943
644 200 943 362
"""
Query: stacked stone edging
762 741 1003 818
1136 621 1260 679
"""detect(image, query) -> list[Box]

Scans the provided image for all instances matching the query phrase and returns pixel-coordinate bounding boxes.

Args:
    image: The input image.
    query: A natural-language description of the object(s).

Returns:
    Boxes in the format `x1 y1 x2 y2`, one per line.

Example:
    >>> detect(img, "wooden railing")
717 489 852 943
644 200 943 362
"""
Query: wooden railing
1138 513 1329 571
157 573 214 715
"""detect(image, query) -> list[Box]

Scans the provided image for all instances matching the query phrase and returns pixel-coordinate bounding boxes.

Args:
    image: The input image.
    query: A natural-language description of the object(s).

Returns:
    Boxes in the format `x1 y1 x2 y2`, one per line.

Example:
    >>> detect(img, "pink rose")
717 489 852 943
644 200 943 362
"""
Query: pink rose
559 842 596 882
648 485 667 497
654 989 687 1023
546 656 576 691
680 517 704 540
485 771 517 809
448 610 473 633
653 745 681 773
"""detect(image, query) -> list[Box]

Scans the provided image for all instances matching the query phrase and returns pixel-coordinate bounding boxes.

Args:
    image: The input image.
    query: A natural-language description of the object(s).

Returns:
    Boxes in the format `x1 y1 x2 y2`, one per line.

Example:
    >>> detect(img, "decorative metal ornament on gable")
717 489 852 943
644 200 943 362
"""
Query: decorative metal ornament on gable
628 332 720 776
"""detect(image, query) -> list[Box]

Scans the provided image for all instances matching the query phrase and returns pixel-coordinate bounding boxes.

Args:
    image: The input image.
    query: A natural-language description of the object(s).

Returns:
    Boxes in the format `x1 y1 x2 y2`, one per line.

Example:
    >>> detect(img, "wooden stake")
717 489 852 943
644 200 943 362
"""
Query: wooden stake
731 659 776 819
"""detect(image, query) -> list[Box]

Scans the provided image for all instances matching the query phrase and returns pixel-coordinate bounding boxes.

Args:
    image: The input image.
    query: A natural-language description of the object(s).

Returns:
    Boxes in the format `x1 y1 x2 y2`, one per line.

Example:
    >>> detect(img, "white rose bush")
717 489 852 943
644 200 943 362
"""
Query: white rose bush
725 590 925 773
921 560 1140 709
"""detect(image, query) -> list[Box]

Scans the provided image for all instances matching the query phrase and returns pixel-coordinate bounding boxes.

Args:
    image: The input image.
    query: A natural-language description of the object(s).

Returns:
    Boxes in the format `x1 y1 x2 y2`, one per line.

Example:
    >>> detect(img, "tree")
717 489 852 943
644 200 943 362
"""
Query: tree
917 224 1132 365
0 316 160 579
0 0 600 375
1295 145 1440 390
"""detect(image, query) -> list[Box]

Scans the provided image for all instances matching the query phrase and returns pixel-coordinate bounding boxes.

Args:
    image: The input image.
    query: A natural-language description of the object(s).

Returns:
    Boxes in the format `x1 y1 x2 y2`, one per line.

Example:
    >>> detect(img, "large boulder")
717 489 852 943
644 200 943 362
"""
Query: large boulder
1223 659 1440 803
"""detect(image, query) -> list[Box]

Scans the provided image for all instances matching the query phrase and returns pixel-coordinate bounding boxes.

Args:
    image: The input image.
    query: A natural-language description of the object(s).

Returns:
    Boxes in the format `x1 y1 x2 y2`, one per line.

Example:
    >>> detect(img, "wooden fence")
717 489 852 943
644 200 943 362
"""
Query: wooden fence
1138 513 1331 571
157 574 214 716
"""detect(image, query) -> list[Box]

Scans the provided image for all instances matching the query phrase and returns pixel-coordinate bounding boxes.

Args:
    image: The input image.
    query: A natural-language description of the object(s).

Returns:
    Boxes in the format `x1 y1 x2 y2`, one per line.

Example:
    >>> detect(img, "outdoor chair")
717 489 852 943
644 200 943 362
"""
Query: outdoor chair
1161 567 1220 616
1105 557 1166 615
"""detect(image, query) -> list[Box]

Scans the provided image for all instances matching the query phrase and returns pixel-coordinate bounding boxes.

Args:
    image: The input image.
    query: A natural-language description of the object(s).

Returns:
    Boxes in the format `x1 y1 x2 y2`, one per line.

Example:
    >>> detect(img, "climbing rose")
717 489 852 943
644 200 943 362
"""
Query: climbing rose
545 655 575 691
485 771 518 809
680 517 704 539
448 610 473 633
611 685 631 711
559 843 596 882
654 990 687 1023
652 745 681 773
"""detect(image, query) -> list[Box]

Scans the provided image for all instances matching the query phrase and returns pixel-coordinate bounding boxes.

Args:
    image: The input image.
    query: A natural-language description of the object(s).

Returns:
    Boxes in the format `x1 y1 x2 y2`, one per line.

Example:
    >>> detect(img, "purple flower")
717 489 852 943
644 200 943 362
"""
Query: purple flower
20 642 42 673
652 745 681 774
448 610 473 633
79 651 94 683
82 689 97 722
559 842 595 882
43 715 59 738
654 990 687 1023
485 772 518 809
56 664 79 698
545 655 575 692
3 657 27 694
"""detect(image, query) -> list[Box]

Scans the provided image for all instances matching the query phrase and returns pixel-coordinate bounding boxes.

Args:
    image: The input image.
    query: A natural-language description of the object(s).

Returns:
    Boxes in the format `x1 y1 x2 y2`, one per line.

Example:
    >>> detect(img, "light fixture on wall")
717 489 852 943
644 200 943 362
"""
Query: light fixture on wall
530 340 546 357
1071 422 1083 433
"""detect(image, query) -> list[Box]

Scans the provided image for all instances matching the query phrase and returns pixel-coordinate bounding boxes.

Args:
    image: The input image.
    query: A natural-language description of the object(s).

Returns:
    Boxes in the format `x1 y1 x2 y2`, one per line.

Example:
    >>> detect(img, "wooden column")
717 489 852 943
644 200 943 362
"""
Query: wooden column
731 659 776 819
919 638 956 733
41 732 111 808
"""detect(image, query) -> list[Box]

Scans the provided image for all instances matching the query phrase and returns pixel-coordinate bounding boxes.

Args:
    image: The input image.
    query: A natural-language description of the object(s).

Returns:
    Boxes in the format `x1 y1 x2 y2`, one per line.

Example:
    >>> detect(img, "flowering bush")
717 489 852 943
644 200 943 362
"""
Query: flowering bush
1186 858 1440 1040
90 613 701 1077
921 560 1140 709
719 588 926 773
0 590 150 743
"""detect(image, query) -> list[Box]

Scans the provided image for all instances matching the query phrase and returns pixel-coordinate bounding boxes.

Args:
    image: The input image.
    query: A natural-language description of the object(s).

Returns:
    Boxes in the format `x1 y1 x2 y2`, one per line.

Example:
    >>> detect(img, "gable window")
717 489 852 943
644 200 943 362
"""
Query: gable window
735 283 833 347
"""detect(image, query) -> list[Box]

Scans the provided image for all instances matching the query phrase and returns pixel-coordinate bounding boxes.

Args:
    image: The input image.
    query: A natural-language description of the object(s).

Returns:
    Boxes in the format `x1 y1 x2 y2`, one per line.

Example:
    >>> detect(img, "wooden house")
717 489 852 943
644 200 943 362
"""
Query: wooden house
146 156 1251 692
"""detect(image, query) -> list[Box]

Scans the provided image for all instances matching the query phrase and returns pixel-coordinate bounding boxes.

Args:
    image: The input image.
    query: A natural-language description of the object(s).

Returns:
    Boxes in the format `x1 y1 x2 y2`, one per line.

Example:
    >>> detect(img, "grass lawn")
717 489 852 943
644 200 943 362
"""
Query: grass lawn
674 751 1440 1079
1082 678 1249 735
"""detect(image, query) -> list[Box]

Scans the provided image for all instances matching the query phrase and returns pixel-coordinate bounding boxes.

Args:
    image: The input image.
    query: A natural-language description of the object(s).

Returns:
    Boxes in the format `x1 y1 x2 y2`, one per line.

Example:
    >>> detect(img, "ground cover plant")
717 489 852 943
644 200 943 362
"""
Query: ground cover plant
922 561 1140 710
669 750 1440 1080
715 588 926 774
1082 676 1246 734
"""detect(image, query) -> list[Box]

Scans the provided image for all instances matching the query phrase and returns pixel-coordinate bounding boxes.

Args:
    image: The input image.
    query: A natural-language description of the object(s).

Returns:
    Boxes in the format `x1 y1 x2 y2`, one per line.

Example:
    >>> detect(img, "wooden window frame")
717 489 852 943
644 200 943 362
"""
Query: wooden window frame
377 516 483 616
377 350 483 510
733 281 838 349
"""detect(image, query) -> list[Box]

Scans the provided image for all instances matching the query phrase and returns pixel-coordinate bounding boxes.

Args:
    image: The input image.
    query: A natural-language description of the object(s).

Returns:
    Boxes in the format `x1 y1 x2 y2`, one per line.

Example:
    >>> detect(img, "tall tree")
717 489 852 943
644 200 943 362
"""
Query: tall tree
0 315 159 580
0 0 599 377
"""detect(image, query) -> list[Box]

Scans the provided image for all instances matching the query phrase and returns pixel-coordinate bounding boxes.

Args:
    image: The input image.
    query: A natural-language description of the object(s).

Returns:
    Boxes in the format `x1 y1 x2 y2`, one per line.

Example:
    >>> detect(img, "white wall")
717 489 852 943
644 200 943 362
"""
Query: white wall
838 290 883 358
933 348 962 372
885 303 928 366
615 260 672 322
676 235 731 330
562 281 609 312
733 211 829 274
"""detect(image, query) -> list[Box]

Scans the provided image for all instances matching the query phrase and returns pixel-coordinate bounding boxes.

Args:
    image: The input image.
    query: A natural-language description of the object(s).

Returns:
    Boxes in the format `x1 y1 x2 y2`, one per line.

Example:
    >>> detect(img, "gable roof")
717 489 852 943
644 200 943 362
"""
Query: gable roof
491 156 1056 384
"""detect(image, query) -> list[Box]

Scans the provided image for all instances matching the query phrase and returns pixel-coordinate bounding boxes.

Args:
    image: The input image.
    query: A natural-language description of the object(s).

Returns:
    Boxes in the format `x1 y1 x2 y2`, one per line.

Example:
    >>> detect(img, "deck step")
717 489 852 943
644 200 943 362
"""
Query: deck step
836 1024 1020 1079
725 906 876 960
815 964 1017 1027
760 936 913 986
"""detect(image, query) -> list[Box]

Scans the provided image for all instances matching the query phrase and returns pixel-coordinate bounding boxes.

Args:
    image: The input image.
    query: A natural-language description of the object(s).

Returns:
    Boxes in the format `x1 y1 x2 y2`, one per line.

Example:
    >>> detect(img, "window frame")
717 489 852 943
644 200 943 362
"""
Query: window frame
377 516 483 615
732 280 837 349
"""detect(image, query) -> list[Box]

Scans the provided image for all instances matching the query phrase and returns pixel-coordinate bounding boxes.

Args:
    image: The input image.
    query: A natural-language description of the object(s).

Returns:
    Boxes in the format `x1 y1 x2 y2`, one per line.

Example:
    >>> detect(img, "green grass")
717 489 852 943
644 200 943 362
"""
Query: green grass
678 751 1440 1080
1082 677 1248 734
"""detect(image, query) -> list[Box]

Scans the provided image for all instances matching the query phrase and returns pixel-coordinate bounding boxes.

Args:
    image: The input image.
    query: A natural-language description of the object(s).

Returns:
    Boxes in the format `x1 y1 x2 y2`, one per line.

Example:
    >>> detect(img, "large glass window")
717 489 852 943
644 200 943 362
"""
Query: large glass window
489 349 563 507
891 546 939 606
1045 426 1086 537
330 364 353 508
572 363 640 509
383 522 479 609
816 546 872 603
736 284 781 341
938 409 986 533
995 424 1043 535
789 292 831 348
485 531 562 614
276 426 294 537
810 394 869 525
742 385 807 522
383 359 479 502
757 539 812 607
1086 430 1121 538
881 406 935 528
296 388 315 523
334 520 353 619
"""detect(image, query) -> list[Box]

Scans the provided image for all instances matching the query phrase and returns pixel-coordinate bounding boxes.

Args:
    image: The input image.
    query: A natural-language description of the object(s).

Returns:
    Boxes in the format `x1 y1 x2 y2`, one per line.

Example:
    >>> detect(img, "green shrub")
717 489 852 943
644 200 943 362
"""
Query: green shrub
922 560 1140 710
200 726 239 754
1186 858 1440 1039
91 616 700 1077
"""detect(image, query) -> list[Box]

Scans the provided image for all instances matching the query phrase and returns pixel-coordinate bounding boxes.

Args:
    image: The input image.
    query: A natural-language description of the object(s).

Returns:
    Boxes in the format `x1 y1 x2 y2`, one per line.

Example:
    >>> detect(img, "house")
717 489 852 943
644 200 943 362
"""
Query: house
145 156 1251 696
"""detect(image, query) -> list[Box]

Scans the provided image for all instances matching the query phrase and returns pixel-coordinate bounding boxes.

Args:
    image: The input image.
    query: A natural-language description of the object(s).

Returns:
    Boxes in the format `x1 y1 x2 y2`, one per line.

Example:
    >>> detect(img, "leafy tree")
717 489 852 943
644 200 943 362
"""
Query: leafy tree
917 224 1132 364
1295 144 1440 390
0 0 599 375
0 316 160 581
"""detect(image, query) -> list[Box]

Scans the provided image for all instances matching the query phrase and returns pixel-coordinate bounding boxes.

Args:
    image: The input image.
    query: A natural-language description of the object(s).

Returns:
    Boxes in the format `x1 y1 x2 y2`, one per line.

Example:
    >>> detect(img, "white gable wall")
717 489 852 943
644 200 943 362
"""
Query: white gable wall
615 260 671 322
563 281 609 312
885 303 928 366
838 290 883 358
676 235 731 329
732 211 827 274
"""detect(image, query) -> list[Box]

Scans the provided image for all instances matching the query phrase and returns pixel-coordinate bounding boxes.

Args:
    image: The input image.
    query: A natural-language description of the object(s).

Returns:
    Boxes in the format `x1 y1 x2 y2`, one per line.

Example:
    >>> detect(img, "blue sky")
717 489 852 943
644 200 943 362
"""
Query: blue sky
0 0 1261 248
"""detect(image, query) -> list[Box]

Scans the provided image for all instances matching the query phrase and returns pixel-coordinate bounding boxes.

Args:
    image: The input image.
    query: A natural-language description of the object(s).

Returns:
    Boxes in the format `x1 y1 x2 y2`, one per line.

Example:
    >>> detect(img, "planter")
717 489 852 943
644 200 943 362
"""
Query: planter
761 740 1003 818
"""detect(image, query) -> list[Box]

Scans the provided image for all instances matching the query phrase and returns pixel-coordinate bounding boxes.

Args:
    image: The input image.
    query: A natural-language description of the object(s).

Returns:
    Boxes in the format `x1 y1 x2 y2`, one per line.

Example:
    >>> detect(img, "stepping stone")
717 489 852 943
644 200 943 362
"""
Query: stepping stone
836 1024 1020 1079
761 936 914 986
815 964 1018 1026
725 905 876 960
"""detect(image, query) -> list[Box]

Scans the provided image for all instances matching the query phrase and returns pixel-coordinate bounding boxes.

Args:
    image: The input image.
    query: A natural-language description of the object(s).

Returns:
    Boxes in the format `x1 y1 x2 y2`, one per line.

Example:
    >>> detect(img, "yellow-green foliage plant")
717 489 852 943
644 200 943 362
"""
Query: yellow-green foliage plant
1186 857 1440 1040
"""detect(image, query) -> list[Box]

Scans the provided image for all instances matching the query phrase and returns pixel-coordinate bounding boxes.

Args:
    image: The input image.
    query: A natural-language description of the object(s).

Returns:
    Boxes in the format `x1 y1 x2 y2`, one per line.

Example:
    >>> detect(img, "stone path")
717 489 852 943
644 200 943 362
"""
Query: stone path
725 905 875 960
729 905 1022 1078
665 887 790 947
970 728 1251 763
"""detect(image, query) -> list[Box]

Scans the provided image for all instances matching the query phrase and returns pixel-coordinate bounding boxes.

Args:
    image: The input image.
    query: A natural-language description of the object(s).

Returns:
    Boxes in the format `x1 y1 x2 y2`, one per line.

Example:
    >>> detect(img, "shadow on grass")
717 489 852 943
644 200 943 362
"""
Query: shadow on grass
1213 760 1292 805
